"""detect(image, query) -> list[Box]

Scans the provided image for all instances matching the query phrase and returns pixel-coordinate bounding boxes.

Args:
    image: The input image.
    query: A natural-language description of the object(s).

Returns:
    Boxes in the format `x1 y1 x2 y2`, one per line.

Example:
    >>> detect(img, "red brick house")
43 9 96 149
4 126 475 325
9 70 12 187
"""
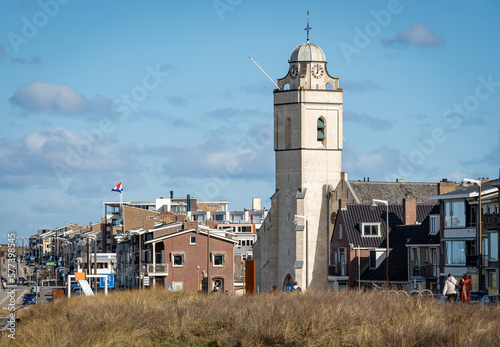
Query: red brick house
145 226 237 292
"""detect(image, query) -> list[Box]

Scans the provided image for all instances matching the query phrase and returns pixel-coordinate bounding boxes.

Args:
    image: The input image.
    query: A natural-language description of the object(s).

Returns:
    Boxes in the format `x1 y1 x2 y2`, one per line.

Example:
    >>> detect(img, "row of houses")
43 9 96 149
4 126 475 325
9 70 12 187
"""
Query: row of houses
327 173 500 294
26 195 267 293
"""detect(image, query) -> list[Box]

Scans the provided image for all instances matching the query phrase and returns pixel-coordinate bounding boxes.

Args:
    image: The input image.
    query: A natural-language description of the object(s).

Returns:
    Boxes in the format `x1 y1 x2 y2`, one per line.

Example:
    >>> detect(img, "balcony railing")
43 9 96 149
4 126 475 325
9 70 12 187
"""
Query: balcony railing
328 264 347 277
147 263 169 275
466 255 478 267
484 213 500 228
412 264 439 278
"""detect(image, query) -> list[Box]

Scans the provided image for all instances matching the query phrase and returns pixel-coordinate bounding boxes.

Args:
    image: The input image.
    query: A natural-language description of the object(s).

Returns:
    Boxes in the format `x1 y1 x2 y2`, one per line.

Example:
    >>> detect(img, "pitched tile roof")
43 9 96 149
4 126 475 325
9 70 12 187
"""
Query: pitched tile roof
359 205 440 283
341 204 436 248
348 181 457 204
361 224 419 282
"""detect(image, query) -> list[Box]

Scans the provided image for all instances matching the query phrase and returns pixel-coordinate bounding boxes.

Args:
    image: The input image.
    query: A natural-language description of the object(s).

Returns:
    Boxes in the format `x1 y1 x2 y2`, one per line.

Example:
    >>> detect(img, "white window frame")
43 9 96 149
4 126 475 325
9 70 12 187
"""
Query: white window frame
429 215 438 235
212 252 225 267
171 252 185 267
190 236 197 245
361 223 380 237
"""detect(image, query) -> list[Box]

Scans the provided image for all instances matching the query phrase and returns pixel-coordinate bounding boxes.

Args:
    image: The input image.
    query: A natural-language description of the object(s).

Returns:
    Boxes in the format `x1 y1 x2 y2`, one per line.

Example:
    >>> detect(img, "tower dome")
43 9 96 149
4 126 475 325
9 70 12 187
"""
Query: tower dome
289 42 326 62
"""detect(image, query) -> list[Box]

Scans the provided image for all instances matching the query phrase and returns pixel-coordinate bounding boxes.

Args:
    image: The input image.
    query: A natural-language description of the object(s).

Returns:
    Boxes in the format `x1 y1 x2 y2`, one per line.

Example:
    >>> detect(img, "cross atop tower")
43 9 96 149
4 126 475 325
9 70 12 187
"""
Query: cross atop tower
304 10 312 42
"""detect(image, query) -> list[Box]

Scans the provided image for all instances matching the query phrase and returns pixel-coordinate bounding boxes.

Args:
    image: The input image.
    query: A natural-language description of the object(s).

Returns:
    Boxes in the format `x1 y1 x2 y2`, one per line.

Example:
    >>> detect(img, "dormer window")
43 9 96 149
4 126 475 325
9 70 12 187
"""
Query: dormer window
317 118 325 141
361 223 380 237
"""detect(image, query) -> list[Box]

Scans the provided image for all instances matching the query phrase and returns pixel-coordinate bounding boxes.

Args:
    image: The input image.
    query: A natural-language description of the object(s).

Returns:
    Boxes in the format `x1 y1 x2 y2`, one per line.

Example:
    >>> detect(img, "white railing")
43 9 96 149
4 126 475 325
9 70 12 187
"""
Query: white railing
147 263 169 275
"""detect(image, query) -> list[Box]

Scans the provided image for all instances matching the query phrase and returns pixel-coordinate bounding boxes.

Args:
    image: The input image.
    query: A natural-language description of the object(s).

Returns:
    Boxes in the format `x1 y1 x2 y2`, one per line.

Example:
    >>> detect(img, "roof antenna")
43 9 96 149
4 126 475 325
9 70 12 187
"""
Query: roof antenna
249 56 280 90
304 10 312 42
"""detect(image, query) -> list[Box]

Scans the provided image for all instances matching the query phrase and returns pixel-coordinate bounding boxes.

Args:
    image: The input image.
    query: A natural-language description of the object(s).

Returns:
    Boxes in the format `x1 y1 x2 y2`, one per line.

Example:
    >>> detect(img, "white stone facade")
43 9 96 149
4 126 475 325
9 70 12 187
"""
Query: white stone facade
255 41 343 291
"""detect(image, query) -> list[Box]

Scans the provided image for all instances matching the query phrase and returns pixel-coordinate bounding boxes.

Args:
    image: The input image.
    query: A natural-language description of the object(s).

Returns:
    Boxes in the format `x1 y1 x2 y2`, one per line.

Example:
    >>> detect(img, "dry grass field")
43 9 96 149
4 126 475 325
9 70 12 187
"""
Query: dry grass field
1 289 500 346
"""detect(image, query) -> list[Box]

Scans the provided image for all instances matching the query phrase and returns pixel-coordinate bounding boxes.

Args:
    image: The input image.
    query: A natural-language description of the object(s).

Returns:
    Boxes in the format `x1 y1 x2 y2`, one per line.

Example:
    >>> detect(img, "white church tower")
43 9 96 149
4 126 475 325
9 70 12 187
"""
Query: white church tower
255 19 343 291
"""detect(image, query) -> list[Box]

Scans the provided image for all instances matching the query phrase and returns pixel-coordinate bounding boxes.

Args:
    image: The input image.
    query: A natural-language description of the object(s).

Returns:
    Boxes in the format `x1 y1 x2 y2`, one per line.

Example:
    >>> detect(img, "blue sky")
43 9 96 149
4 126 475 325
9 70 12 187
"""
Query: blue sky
1 0 499 238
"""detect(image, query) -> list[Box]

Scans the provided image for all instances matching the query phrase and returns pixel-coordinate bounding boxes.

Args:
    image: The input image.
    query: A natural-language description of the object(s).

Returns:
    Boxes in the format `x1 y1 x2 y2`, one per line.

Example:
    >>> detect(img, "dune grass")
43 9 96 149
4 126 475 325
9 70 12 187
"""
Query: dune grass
1 289 500 346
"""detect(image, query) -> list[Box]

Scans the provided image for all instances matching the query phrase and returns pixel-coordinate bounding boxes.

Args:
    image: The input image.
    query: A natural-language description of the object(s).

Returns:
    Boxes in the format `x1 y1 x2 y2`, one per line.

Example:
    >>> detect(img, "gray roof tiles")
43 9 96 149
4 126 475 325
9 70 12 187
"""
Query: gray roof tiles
348 181 454 204
341 204 436 248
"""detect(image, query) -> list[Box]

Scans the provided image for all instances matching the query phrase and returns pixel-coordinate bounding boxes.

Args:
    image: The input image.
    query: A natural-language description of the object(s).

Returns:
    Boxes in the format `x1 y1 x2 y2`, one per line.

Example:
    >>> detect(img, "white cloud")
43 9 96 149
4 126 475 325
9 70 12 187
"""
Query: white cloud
381 24 445 48
0 127 128 189
10 81 112 115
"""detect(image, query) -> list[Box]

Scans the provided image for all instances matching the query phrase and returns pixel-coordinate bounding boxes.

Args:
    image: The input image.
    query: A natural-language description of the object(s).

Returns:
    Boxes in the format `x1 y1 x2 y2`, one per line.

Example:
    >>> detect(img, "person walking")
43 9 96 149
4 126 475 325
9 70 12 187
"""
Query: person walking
291 281 301 292
458 274 472 303
442 274 458 302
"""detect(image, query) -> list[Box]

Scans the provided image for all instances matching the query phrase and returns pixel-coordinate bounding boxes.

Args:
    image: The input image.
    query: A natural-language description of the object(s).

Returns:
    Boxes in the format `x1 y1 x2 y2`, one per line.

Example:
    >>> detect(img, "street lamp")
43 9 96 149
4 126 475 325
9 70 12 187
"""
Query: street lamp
293 214 308 290
371 199 390 288
464 178 482 291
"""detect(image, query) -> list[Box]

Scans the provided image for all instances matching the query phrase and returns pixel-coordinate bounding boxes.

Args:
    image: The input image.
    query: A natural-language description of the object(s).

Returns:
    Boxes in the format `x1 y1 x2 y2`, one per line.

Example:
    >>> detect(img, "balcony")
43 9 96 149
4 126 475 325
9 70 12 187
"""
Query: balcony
412 264 439 278
484 213 500 229
466 255 478 267
328 264 347 277
147 263 169 276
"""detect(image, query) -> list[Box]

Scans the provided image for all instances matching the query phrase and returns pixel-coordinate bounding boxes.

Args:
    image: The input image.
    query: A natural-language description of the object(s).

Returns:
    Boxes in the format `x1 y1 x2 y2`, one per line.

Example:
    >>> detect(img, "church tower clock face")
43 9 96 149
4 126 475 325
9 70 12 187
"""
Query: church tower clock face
289 64 298 79
311 64 324 79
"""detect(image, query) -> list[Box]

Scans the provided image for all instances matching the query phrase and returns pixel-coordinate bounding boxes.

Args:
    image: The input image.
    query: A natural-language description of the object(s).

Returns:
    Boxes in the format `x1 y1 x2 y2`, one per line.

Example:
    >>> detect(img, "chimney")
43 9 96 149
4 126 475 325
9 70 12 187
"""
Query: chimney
170 191 174 199
403 197 417 225
438 181 456 195
252 197 261 210
396 178 404 183
339 199 347 210
341 172 348 181
187 194 191 212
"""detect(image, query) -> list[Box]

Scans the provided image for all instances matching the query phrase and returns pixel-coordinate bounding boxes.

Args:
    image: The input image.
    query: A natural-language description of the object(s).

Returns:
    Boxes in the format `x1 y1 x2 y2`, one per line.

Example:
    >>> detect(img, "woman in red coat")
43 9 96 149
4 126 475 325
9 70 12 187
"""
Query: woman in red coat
459 274 472 303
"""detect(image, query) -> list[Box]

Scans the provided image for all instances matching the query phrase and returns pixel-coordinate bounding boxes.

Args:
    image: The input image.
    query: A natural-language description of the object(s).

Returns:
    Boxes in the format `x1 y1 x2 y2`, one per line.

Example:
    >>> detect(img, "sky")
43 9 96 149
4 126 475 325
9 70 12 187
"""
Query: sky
1 0 499 238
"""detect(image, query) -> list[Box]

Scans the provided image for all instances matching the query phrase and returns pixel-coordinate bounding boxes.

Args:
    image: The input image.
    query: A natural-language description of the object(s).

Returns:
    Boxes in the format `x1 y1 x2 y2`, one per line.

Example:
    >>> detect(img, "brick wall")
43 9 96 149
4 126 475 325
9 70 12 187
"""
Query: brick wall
160 231 235 292
123 205 159 231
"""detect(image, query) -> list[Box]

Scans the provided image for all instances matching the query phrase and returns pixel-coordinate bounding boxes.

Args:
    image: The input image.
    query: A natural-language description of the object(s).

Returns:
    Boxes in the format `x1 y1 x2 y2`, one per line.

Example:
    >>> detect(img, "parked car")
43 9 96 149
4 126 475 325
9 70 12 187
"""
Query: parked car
470 291 487 303
23 293 36 305
16 277 27 285
70 280 82 294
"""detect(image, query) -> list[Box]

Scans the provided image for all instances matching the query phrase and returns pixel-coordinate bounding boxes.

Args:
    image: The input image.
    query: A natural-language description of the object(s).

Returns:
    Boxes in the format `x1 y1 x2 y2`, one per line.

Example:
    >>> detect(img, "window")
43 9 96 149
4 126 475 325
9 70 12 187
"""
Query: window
190 236 196 245
414 249 420 266
340 250 346 276
332 251 337 272
212 253 225 267
213 278 224 291
338 224 342 240
445 241 465 265
285 117 291 149
429 216 438 235
172 253 184 267
490 232 498 261
444 201 466 228
214 214 224 221
317 118 325 141
483 237 489 263
362 223 380 237
240 226 252 233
